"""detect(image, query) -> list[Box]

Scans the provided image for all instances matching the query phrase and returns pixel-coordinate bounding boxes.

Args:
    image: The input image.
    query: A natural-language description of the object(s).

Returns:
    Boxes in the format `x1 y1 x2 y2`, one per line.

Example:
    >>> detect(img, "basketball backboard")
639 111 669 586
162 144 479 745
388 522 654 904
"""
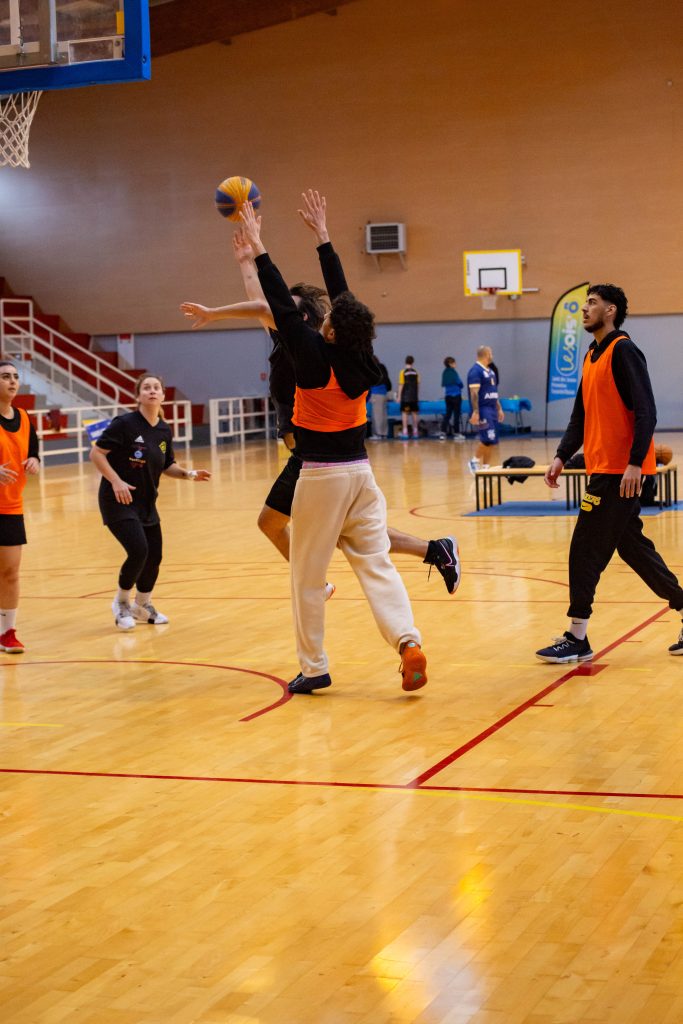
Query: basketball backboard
0 0 150 93
463 249 523 297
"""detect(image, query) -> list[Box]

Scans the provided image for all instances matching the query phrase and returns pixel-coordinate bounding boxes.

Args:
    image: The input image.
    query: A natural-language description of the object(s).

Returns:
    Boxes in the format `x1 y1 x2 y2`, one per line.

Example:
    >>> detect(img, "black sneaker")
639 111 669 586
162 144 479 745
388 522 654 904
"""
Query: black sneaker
536 631 593 664
424 536 461 595
669 626 683 656
287 672 333 694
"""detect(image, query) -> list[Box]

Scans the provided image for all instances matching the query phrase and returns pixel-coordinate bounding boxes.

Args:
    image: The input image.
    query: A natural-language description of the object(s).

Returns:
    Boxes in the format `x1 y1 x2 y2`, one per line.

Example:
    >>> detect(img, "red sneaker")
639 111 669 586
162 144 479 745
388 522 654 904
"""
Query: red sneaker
400 640 427 691
0 629 25 654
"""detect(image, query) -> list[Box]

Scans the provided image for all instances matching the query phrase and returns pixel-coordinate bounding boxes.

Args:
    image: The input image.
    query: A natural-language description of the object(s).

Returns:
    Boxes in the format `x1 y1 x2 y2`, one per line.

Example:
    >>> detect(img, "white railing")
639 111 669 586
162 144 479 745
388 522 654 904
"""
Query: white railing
209 396 275 446
32 401 193 463
0 297 139 405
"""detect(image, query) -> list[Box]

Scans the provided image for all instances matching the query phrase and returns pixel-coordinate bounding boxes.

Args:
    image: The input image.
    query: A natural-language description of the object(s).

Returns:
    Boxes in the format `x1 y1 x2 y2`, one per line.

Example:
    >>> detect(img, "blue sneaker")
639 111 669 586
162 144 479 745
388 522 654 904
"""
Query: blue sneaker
288 672 332 694
536 631 593 664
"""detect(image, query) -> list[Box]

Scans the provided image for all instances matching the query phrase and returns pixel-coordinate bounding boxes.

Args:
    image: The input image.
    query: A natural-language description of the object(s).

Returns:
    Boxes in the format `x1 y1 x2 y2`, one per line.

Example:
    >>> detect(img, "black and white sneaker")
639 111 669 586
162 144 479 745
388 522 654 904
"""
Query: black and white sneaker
536 631 593 664
668 626 683 656
131 601 169 625
424 536 461 595
288 672 332 694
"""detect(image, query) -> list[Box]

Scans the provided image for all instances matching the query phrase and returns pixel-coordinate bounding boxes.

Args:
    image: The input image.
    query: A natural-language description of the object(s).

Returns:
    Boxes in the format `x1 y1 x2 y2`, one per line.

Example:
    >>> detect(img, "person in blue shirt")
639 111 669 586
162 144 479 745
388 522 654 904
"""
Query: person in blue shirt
439 357 464 440
467 346 504 471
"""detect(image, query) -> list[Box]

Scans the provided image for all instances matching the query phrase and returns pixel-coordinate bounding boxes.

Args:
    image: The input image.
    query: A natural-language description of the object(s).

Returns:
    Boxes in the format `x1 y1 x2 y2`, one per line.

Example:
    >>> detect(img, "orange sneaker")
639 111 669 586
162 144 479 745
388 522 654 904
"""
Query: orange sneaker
0 629 25 654
400 640 427 691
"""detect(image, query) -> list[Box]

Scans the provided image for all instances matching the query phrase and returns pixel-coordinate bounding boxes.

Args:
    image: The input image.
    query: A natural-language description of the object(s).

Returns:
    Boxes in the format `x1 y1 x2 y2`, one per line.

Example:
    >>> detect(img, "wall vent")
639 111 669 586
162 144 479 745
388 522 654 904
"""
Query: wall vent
365 222 406 254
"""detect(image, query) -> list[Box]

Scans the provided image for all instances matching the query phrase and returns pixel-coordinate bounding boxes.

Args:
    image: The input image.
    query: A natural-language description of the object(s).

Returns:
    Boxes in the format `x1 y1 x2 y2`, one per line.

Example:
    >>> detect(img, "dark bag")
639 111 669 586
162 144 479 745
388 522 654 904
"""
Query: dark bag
502 455 536 484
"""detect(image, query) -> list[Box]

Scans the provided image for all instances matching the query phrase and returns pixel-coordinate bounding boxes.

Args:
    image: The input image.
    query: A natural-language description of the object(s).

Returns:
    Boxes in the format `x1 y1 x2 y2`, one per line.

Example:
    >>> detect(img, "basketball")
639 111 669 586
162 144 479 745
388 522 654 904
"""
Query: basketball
215 176 261 220
655 444 673 465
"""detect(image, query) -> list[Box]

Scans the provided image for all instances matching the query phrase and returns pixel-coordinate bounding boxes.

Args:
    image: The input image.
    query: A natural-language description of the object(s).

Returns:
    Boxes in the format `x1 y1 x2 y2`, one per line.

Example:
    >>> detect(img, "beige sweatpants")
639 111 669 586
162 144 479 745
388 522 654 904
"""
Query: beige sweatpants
290 460 421 678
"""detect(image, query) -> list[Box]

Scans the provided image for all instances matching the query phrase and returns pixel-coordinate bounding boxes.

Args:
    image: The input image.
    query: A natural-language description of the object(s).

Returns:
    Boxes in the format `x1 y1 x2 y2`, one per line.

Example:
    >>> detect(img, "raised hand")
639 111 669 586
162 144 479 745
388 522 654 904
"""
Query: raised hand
180 302 213 329
232 225 253 264
298 189 329 245
238 202 265 256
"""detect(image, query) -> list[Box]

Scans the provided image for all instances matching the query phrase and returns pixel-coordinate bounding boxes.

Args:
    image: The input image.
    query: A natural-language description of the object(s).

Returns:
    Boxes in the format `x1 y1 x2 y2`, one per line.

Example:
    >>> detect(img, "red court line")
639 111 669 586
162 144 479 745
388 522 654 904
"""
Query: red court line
409 606 672 788
0 767 681 803
0 660 290 722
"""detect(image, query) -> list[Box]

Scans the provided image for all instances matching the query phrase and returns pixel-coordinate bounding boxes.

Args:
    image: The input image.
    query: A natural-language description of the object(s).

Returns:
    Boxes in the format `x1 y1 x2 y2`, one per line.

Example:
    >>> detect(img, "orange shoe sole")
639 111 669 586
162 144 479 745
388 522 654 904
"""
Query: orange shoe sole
400 643 428 691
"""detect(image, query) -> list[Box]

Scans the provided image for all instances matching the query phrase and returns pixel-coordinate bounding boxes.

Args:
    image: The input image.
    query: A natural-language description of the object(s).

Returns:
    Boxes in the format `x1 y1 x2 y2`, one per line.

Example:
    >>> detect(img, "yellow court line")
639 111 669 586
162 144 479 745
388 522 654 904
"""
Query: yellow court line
0 722 64 729
417 788 683 823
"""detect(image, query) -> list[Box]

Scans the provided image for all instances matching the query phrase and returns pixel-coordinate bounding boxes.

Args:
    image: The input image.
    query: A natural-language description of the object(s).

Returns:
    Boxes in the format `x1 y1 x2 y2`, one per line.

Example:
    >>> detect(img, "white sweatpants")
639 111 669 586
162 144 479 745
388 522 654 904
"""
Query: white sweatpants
290 461 421 677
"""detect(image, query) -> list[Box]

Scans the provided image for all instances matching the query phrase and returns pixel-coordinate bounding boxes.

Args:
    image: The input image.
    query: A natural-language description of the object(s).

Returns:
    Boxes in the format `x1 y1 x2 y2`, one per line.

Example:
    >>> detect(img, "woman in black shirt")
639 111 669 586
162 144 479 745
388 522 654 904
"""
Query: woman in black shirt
90 374 210 630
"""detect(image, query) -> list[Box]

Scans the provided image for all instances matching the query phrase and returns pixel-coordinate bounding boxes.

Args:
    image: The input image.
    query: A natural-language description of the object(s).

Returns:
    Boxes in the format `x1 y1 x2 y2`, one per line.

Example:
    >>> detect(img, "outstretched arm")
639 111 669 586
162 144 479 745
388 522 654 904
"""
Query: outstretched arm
232 226 276 330
298 189 348 299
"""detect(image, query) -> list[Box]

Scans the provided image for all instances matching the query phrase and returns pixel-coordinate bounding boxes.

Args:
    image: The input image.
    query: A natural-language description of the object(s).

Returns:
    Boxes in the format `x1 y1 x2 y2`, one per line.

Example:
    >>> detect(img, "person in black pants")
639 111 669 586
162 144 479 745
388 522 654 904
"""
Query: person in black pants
535 284 683 662
90 374 211 630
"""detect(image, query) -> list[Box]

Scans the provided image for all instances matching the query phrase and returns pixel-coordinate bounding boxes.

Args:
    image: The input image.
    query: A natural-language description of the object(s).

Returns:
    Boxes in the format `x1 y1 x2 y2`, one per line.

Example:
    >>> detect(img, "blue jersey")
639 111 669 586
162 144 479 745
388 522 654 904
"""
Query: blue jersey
467 363 498 411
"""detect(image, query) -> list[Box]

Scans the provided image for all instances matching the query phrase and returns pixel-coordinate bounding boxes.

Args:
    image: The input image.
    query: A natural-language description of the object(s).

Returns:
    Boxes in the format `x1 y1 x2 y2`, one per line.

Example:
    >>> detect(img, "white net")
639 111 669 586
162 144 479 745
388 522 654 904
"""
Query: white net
0 91 42 169
480 289 499 311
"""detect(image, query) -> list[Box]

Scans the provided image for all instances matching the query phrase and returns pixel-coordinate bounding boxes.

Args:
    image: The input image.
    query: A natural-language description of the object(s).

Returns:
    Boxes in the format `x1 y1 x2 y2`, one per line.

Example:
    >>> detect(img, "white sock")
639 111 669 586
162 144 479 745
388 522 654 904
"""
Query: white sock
136 591 152 607
569 618 589 641
0 609 17 631
117 588 133 606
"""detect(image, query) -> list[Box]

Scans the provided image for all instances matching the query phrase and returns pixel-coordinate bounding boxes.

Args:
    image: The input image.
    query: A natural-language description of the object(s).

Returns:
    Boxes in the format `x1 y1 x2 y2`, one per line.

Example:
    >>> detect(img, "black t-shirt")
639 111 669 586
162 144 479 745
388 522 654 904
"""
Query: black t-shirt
96 410 175 526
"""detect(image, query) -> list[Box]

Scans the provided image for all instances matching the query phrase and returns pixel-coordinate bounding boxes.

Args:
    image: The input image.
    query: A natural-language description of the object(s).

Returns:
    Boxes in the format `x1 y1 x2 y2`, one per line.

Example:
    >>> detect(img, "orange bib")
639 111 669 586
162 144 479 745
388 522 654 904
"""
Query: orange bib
582 337 656 475
293 368 368 433
0 408 31 514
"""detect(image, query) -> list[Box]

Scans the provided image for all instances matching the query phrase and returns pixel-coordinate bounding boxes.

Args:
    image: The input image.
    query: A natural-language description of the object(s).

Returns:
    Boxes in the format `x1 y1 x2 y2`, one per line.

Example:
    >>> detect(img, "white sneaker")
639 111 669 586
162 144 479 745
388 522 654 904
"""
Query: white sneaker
324 582 336 601
439 433 446 441
131 601 169 625
453 433 465 441
467 457 480 475
112 598 135 631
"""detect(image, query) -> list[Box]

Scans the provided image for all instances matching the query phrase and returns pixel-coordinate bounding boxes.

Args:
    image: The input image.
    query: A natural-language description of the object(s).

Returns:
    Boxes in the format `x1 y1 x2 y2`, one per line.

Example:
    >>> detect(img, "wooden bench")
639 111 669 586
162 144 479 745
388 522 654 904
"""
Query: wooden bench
474 464 678 512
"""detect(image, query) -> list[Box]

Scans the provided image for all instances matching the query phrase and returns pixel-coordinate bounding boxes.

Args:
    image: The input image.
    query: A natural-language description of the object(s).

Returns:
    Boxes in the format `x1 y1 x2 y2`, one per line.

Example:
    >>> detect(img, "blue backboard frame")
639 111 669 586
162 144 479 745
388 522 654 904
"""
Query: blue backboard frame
0 0 150 95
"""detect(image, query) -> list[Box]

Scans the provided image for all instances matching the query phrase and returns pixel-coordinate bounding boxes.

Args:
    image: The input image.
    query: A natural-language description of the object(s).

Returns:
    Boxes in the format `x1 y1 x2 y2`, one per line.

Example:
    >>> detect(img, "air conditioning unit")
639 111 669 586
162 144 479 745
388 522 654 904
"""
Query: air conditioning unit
365 222 406 255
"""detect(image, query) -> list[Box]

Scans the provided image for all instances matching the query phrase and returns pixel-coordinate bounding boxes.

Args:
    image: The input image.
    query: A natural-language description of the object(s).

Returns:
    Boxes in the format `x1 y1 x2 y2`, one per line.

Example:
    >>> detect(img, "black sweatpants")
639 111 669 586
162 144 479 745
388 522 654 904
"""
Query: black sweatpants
107 519 163 593
568 474 683 619
441 395 462 435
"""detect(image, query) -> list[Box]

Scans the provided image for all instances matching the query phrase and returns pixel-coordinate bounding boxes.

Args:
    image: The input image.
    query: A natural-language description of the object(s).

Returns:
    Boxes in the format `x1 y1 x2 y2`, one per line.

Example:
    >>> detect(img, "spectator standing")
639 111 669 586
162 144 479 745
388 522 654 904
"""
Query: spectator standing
369 361 391 439
439 357 464 440
398 356 419 439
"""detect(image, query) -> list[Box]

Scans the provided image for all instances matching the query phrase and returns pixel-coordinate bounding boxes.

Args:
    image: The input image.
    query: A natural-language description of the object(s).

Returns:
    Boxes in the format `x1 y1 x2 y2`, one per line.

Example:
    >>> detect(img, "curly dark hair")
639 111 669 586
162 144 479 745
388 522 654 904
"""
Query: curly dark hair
289 282 328 331
329 291 376 352
587 284 628 329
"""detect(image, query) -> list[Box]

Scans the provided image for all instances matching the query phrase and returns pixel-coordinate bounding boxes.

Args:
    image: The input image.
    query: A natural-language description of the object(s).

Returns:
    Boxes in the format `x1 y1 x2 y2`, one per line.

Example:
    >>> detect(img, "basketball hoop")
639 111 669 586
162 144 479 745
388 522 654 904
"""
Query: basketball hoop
480 287 500 311
0 91 42 169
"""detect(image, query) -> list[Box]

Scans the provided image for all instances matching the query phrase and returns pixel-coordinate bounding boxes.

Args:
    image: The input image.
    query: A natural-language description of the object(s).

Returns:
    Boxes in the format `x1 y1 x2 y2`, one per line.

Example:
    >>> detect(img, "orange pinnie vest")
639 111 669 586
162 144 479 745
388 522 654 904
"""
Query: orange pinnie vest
581 336 656 475
293 368 368 432
0 408 32 514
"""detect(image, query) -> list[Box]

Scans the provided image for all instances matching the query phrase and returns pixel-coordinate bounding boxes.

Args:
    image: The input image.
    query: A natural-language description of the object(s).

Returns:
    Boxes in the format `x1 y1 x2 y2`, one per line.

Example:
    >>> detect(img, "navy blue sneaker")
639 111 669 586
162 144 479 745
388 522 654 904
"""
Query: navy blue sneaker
424 536 461 595
669 626 683 656
288 672 332 694
536 631 593 664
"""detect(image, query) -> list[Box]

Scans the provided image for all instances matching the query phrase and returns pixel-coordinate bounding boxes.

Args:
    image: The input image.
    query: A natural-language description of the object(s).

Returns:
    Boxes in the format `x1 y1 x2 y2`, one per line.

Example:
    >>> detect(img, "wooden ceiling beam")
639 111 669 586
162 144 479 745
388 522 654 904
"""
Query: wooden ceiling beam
150 0 357 58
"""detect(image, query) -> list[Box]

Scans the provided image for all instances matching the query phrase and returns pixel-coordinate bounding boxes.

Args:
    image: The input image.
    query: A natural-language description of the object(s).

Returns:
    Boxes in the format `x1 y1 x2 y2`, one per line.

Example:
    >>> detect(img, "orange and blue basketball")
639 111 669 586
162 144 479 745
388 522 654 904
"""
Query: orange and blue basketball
215 176 261 220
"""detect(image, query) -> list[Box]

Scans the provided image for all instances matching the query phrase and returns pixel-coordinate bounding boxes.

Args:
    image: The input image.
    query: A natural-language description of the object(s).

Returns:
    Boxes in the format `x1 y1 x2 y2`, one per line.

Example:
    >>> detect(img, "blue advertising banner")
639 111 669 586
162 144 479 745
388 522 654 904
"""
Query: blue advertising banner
546 283 589 404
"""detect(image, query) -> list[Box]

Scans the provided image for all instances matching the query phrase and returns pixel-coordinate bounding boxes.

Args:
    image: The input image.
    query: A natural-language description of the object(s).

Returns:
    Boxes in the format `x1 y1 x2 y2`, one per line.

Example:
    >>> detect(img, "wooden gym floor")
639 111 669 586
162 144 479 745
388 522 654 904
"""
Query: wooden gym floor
2 433 682 1024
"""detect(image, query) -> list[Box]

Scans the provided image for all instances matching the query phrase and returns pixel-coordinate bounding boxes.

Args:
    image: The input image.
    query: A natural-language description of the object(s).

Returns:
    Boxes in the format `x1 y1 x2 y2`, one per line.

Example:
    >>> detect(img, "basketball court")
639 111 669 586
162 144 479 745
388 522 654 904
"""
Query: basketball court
1 2 683 1021
2 433 682 1023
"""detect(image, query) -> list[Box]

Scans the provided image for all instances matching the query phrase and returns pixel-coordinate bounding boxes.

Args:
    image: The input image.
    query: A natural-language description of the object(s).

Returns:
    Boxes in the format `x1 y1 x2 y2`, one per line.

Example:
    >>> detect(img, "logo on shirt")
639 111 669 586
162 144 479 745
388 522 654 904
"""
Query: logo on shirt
134 450 143 459
134 435 144 442
159 441 167 453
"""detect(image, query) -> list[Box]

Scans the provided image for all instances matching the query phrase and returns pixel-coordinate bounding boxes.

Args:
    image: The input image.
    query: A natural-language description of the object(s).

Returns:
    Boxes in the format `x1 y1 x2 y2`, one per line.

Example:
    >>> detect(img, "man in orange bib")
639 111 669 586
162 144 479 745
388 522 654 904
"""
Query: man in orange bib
536 284 683 662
